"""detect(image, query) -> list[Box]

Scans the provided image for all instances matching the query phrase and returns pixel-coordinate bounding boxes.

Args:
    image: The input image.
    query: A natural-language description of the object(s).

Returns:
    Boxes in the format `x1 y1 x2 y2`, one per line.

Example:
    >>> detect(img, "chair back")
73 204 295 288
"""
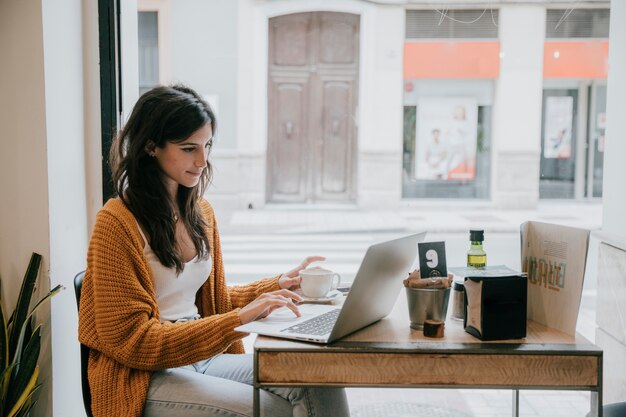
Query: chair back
74 271 93 417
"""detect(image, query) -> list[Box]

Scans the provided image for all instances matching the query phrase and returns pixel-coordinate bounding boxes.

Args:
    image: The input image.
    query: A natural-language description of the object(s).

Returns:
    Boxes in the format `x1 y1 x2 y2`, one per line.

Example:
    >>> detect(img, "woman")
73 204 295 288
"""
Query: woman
77 85 350 417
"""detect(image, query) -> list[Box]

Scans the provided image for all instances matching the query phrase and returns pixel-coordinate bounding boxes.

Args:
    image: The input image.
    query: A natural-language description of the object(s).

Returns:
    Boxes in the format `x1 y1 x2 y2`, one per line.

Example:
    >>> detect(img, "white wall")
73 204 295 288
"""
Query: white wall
42 0 99 415
170 0 239 149
0 0 98 416
84 0 104 223
163 0 242 208
593 0 626 404
0 1 52 414
602 0 626 240
135 1 236 141
357 4 405 207
0 0 49 312
492 5 545 209
121 0 140 124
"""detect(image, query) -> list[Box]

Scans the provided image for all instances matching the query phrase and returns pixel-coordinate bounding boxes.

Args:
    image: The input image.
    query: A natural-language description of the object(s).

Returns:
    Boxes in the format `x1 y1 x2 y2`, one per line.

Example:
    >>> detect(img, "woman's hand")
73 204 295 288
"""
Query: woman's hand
238 289 303 324
278 255 326 290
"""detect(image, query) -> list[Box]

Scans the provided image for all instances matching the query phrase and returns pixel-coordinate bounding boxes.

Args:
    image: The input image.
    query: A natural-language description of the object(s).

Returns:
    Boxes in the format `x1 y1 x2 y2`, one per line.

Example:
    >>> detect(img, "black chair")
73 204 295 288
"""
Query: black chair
586 403 626 417
73 271 93 417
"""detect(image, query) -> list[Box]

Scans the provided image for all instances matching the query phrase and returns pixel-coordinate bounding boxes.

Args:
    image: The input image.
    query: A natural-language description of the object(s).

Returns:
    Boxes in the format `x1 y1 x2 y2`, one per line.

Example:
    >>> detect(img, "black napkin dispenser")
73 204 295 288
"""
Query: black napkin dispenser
463 275 527 341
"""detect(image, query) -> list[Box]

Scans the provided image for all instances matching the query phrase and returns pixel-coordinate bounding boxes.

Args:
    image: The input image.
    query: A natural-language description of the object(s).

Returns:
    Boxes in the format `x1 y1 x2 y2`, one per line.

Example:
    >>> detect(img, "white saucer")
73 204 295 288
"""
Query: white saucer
298 289 342 303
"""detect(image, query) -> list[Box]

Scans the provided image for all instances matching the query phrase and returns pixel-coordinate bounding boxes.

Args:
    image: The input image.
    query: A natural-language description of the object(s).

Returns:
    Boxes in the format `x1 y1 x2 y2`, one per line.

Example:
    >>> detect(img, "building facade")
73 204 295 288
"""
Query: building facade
136 0 609 209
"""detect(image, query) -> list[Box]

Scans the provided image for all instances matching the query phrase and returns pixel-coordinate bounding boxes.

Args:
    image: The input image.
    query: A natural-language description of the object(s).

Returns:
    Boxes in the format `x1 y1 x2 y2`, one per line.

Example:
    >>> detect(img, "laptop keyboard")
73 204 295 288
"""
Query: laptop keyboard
281 308 341 336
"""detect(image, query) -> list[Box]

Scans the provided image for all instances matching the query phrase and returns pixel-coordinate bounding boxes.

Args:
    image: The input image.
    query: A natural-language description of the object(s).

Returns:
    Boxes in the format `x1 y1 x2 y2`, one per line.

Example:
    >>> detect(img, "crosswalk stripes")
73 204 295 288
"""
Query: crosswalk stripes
221 233 386 284
219 231 525 284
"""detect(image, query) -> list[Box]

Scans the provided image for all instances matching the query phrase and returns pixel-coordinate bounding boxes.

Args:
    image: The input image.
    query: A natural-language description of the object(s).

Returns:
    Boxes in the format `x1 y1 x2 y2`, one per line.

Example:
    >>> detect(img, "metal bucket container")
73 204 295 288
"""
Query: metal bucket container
405 287 451 330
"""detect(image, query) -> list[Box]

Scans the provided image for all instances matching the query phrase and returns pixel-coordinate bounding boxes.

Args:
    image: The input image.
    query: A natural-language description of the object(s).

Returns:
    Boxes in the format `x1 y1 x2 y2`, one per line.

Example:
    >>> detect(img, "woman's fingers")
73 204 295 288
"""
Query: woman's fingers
298 255 326 271
240 291 303 323
283 255 327 278
278 274 301 290
267 291 302 312
276 295 301 317
257 295 300 318
271 288 303 303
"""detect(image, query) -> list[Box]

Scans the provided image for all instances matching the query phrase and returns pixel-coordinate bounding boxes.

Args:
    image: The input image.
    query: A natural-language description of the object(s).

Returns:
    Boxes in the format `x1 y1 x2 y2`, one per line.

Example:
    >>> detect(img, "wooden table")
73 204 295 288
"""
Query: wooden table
253 294 603 417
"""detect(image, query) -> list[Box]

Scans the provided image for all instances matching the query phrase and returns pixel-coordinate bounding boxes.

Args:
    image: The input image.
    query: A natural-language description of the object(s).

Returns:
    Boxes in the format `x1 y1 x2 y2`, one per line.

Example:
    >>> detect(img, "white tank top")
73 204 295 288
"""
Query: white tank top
137 223 212 322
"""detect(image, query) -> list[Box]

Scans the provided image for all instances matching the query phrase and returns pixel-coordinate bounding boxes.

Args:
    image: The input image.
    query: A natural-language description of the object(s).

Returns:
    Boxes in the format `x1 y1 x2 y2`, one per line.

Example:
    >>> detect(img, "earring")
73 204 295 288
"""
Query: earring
145 144 156 157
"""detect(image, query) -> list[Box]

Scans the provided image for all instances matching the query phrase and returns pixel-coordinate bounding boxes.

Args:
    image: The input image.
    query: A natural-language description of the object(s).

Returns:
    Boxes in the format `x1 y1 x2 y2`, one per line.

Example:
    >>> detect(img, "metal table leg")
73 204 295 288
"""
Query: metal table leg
591 391 602 417
512 390 520 417
253 385 260 417
253 349 260 417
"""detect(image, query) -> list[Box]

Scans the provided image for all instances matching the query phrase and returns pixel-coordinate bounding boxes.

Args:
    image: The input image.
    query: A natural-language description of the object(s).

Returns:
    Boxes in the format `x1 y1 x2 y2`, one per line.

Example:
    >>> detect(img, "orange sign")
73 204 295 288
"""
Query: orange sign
403 41 500 79
404 40 608 80
543 40 608 79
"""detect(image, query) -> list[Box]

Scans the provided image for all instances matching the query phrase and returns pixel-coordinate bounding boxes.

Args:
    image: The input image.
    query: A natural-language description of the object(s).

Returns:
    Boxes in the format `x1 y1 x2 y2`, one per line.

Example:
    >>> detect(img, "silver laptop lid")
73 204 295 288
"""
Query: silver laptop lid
327 232 425 343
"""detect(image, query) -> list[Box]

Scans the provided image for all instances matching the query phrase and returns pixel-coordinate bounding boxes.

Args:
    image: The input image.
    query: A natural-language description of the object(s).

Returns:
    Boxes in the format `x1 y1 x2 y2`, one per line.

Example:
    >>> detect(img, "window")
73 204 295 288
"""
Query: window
138 11 159 95
402 81 492 199
545 8 610 39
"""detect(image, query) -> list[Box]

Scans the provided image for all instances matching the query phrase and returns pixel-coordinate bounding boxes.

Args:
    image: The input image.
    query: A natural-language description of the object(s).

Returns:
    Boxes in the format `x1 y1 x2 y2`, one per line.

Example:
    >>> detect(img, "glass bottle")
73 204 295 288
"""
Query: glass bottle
467 229 487 268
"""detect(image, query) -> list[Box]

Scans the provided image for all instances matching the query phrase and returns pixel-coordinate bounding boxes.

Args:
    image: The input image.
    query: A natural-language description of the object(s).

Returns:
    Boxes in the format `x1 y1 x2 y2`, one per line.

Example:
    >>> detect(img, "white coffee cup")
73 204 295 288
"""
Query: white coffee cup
299 268 341 298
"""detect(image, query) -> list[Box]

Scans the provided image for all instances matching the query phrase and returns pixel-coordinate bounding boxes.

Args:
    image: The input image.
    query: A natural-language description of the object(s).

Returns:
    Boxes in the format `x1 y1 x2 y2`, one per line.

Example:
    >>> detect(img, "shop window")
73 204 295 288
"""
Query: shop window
403 10 496 200
541 8 608 200
589 85 606 198
539 83 606 200
539 89 578 199
402 80 492 199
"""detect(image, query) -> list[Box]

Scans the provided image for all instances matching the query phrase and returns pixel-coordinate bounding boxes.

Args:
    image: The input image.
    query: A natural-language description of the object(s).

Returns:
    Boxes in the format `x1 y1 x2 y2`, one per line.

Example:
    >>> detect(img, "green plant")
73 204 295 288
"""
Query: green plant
0 253 64 417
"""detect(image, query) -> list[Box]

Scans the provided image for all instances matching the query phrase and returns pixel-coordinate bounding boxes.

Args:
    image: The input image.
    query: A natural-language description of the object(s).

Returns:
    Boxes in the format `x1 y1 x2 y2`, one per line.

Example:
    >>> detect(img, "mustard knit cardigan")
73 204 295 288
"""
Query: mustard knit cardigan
78 198 280 417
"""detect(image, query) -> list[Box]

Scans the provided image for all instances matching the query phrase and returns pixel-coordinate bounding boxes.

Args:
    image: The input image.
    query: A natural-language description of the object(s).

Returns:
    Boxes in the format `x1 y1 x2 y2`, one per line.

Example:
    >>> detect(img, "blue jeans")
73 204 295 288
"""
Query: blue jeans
143 353 350 417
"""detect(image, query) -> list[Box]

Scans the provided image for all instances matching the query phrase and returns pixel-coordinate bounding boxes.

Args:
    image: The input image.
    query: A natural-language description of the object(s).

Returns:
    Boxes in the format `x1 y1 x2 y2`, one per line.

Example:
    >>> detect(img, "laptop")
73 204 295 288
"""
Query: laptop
235 232 426 344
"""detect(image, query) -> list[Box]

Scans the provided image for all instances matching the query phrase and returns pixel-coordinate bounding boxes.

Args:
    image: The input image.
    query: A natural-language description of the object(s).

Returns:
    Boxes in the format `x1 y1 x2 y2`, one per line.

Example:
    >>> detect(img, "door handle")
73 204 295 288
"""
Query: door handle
332 119 339 135
285 121 294 138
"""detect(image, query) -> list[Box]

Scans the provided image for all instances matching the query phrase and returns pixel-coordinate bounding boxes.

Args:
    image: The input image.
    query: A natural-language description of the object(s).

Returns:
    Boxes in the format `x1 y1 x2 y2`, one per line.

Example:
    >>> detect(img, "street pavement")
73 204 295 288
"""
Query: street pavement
216 200 602 235
215 201 602 417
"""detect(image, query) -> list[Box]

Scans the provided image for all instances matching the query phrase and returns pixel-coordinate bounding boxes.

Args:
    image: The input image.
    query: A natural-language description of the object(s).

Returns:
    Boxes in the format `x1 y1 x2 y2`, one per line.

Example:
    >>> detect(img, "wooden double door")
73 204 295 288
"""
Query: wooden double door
267 12 360 203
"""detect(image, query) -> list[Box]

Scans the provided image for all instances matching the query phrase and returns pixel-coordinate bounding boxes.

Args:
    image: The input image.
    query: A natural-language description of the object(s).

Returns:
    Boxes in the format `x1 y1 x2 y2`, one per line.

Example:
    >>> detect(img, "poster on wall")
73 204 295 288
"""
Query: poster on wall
543 96 573 159
414 98 478 181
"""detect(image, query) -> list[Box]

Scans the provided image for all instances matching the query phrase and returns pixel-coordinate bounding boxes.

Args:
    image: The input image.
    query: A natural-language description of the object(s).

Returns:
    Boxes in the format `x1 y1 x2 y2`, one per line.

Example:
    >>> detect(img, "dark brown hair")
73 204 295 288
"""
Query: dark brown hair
110 84 216 273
